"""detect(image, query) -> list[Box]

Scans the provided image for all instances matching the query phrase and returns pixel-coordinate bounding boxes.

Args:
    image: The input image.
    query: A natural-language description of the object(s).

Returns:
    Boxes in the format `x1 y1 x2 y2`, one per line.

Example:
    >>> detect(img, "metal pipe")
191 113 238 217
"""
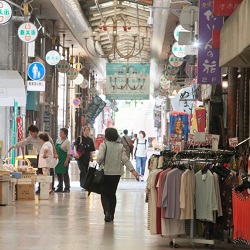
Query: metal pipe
238 68 245 146
227 67 238 140
4 0 24 10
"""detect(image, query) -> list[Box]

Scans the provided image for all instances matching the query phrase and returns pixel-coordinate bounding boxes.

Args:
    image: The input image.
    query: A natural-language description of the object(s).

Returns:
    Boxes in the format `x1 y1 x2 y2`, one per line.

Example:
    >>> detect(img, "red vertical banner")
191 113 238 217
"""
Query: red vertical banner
213 0 243 16
195 108 206 132
16 116 24 157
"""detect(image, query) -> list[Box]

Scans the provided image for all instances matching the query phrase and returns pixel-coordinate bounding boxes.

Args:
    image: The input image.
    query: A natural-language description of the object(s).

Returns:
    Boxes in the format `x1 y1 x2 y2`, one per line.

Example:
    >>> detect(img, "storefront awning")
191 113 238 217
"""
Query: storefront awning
0 70 26 107
219 0 250 67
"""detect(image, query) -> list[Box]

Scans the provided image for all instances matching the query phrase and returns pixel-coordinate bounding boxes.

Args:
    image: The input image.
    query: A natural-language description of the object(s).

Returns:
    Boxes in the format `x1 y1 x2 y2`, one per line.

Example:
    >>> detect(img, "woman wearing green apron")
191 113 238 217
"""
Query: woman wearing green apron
54 128 71 193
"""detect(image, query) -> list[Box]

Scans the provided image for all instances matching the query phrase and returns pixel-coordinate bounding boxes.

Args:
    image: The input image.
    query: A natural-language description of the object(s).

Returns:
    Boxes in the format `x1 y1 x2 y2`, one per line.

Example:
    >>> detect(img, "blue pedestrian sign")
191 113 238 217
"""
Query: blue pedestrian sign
28 62 45 81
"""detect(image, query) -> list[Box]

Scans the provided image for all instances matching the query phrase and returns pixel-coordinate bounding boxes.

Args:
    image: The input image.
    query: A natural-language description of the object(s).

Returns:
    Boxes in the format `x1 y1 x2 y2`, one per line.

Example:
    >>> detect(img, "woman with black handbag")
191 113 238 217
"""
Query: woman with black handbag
97 128 140 223
74 126 95 188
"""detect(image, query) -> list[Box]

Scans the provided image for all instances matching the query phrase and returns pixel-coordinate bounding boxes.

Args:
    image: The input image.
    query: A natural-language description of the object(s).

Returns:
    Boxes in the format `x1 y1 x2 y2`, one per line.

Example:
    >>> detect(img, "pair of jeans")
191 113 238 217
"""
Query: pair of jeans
57 166 70 190
135 156 147 176
100 175 120 217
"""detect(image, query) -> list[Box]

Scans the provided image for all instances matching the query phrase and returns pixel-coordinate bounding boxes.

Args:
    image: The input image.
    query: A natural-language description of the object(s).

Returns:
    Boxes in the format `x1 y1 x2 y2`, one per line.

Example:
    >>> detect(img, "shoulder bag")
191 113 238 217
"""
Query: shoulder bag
76 136 85 157
93 142 107 184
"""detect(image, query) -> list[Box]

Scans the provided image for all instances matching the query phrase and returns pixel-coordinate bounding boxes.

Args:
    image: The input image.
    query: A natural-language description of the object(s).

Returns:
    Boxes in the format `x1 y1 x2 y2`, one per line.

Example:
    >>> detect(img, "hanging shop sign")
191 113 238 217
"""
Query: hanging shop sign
213 0 243 16
173 24 189 42
171 86 194 114
185 61 198 78
18 22 38 43
197 0 223 84
46 50 61 66
172 42 186 58
73 73 84 85
72 98 81 107
66 67 78 80
56 60 70 73
28 62 45 81
169 54 184 67
164 71 176 81
160 76 170 90
166 64 179 75
106 63 150 100
0 1 12 25
85 95 106 124
80 79 89 89
89 87 98 97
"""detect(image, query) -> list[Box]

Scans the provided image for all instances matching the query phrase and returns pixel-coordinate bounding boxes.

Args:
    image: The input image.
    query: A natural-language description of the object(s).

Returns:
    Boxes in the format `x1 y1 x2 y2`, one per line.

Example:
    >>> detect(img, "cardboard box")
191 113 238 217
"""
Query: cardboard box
16 184 35 200
17 178 36 185
0 181 9 205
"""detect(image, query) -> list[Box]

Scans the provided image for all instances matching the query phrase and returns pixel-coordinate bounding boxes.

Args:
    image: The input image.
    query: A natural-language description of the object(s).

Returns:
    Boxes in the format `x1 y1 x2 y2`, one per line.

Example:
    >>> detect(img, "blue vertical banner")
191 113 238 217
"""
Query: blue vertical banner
106 63 150 100
11 100 18 164
170 113 189 141
197 0 223 84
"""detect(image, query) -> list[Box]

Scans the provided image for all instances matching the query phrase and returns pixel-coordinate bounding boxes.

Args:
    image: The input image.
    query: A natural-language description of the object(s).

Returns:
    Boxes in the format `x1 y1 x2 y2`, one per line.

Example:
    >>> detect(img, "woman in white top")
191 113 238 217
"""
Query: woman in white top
38 133 54 193
97 127 140 223
133 130 148 177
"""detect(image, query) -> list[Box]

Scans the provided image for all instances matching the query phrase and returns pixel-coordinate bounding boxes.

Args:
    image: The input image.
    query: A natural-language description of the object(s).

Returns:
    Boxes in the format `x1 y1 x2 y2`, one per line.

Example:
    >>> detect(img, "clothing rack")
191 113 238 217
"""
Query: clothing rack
165 156 234 248
170 158 217 249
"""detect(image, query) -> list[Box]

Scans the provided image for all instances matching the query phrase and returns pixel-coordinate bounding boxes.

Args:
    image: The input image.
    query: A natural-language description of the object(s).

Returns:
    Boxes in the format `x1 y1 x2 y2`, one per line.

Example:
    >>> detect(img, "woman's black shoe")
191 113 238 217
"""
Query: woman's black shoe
62 189 70 193
104 214 111 222
54 189 63 192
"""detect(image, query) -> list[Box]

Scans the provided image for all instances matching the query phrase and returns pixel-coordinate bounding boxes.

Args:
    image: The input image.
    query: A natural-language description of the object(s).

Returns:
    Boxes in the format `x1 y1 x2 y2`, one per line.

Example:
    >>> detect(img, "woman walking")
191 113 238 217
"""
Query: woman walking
96 128 140 222
54 128 71 193
74 126 95 188
133 130 148 178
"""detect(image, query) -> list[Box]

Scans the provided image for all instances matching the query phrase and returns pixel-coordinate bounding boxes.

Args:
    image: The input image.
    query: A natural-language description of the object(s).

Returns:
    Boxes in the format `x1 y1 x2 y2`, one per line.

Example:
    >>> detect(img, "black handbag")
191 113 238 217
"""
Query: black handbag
93 142 107 184
82 142 107 195
93 168 104 184
82 165 101 195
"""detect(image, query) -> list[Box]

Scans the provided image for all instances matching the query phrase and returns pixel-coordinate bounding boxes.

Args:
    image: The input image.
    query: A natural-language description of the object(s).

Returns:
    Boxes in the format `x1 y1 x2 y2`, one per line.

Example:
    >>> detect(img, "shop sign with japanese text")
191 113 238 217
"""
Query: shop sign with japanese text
198 0 223 84
169 54 184 67
18 22 38 43
56 60 70 73
66 67 78 80
172 42 186 58
213 0 242 16
46 50 60 65
0 1 12 25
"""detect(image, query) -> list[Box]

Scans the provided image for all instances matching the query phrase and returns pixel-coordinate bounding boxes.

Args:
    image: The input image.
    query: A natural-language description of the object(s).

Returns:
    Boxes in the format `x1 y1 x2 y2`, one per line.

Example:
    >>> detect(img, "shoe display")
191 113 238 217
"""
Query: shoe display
54 189 63 193
62 189 70 193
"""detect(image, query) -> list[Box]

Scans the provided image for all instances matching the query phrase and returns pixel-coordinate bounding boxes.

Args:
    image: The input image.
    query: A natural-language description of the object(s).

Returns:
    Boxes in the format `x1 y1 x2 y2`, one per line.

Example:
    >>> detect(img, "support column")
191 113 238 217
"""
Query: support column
227 67 238 140
238 68 245 142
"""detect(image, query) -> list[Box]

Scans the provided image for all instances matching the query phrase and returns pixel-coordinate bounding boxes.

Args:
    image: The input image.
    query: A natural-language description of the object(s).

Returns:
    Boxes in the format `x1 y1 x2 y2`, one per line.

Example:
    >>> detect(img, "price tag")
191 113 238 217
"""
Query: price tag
229 137 238 148
172 140 182 152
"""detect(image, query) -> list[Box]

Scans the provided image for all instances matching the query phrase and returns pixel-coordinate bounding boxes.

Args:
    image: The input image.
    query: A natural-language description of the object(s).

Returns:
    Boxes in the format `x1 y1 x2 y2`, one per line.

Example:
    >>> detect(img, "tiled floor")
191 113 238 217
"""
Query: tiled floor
0 161 248 250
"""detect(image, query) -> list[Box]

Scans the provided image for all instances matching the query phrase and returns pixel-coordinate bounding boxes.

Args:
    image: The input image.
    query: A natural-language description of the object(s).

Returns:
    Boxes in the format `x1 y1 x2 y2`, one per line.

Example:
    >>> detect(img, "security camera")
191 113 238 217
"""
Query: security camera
147 16 154 27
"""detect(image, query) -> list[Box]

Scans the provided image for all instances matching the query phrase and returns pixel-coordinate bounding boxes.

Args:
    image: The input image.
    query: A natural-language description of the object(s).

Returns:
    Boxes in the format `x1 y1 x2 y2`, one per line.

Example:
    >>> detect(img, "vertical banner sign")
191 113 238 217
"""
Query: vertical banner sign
213 0 243 16
85 96 106 124
16 116 24 156
198 0 223 84
11 101 18 164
